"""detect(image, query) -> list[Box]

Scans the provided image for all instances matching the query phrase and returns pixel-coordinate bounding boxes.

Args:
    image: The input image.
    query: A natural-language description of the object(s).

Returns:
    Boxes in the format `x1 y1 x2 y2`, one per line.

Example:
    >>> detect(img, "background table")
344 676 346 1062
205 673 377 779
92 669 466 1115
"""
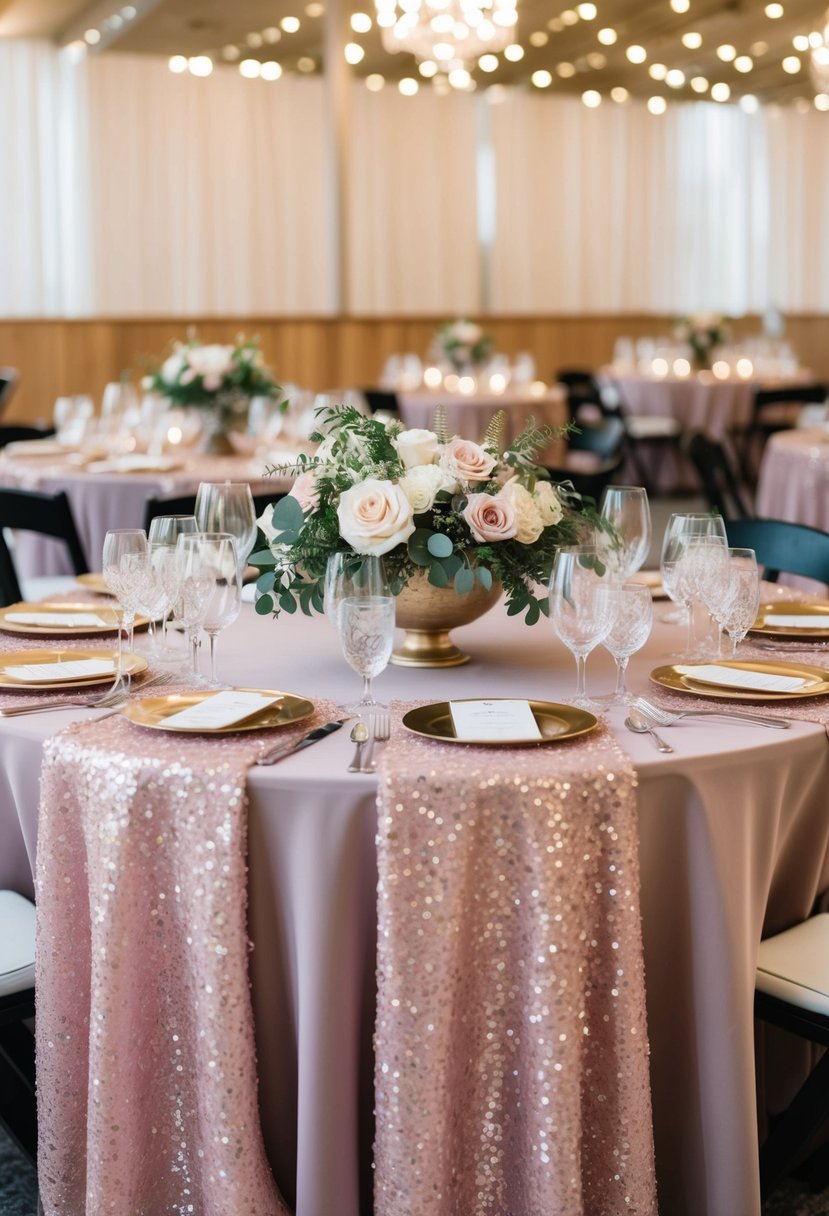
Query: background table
0 448 292 578
397 386 567 464
757 427 829 530
2 598 828 1216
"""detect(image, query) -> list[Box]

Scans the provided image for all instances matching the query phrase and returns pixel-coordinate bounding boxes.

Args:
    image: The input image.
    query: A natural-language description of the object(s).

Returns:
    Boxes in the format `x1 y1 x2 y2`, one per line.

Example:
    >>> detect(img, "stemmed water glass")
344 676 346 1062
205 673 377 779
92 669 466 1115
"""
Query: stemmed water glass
195 483 257 575
102 529 148 680
598 486 652 581
600 583 654 704
548 546 617 711
197 535 243 687
147 515 198 657
173 533 221 682
326 554 395 715
705 547 761 657
660 513 728 654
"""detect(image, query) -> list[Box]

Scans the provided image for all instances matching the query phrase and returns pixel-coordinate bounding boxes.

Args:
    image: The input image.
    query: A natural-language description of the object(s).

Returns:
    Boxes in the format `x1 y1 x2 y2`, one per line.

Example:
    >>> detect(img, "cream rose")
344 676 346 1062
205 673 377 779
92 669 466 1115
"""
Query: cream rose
394 428 439 469
501 479 545 545
533 481 564 527
288 469 320 513
463 492 517 544
399 464 455 514
337 478 416 556
160 352 187 385
440 438 497 484
185 343 235 379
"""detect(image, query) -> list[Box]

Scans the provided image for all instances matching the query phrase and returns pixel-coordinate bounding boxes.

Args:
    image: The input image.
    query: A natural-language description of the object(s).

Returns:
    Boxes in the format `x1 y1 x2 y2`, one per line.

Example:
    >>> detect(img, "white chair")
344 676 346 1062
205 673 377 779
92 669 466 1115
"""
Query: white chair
0 890 37 1164
755 913 829 1198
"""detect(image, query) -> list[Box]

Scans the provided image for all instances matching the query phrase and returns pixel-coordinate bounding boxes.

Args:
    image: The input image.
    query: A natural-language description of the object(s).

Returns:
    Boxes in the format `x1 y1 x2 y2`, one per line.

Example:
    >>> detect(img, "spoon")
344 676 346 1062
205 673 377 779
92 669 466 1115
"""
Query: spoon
624 710 674 753
347 720 370 772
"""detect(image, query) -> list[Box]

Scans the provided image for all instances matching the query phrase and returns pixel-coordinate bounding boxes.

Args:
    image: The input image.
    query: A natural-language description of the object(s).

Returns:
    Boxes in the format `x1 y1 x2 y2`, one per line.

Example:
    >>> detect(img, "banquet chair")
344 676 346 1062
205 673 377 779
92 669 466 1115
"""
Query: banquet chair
612 383 683 496
0 890 37 1165
738 384 828 485
143 491 288 533
724 518 829 585
362 389 400 417
0 487 89 606
686 433 753 521
555 369 606 426
0 368 20 417
0 425 55 447
755 914 829 1198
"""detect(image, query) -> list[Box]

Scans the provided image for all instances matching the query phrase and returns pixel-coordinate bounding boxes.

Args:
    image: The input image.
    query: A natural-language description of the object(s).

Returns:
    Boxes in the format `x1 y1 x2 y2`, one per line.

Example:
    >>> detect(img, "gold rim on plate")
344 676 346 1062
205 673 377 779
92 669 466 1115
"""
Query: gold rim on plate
401 699 598 745
650 659 829 701
74 573 111 596
0 601 150 636
0 647 148 691
122 688 315 734
750 601 829 640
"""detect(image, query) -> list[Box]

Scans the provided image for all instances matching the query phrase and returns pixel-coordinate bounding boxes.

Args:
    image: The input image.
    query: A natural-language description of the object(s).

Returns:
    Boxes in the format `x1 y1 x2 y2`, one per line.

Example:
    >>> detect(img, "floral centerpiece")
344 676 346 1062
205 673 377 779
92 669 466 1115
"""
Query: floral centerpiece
142 335 281 453
250 405 598 663
434 319 494 373
673 312 728 370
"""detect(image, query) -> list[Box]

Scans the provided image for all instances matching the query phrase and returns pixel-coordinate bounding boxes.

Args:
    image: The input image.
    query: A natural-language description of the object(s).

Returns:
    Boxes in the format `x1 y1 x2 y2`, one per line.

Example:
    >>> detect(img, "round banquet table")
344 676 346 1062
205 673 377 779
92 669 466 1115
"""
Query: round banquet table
757 427 829 530
2 597 828 1216
0 445 293 578
396 386 567 464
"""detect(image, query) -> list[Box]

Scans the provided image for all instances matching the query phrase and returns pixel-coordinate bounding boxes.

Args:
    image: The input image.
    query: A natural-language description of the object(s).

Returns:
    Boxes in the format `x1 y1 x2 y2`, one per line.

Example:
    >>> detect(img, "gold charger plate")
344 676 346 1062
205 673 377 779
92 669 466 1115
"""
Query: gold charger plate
0 601 150 636
123 688 315 734
74 573 111 596
750 601 829 641
401 699 598 746
650 658 829 702
0 647 148 691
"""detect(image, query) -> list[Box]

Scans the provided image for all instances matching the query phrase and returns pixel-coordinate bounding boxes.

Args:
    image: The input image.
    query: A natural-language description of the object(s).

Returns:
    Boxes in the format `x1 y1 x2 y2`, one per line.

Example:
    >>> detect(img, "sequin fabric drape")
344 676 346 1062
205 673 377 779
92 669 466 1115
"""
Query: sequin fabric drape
35 701 339 1216
374 709 657 1216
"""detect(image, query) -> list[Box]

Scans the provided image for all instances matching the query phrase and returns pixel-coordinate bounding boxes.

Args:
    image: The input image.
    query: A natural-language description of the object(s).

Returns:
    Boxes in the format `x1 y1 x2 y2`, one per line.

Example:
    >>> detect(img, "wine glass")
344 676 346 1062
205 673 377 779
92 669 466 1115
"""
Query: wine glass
102 529 148 680
327 554 394 715
195 535 242 687
173 534 220 681
710 548 761 657
598 486 652 580
548 546 617 711
324 552 363 627
195 483 257 574
600 583 654 704
674 535 729 659
660 513 727 654
147 516 198 656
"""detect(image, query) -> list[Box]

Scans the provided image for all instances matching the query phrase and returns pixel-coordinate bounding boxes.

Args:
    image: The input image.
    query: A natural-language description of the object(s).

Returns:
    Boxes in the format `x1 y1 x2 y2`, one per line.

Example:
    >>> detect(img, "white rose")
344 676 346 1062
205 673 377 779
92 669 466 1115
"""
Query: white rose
501 479 545 545
337 478 415 556
160 353 186 385
399 464 454 514
186 344 234 379
394 428 439 469
533 480 564 527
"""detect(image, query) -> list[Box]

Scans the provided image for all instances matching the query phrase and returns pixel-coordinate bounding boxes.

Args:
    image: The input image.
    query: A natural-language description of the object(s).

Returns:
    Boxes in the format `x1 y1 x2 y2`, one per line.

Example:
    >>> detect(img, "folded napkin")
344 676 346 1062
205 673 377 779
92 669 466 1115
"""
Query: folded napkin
677 663 809 692
3 658 114 683
5 611 111 628
762 613 829 630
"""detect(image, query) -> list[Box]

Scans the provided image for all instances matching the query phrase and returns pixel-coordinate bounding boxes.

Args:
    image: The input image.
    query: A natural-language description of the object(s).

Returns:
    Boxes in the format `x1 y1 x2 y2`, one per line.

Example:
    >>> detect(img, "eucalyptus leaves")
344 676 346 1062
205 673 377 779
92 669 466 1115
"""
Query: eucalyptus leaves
250 405 593 624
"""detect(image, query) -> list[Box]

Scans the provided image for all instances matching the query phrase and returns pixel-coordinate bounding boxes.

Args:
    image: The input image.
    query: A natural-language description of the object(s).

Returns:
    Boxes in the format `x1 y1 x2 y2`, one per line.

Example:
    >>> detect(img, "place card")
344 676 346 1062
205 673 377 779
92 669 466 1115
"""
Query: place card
162 690 284 730
3 658 115 683
677 664 808 692
5 611 112 628
449 699 542 742
763 614 829 630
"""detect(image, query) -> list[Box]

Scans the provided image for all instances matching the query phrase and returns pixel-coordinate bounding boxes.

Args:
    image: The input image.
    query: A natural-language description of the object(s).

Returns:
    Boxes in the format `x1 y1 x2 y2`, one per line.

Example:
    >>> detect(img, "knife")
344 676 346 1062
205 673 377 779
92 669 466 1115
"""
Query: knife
255 720 345 766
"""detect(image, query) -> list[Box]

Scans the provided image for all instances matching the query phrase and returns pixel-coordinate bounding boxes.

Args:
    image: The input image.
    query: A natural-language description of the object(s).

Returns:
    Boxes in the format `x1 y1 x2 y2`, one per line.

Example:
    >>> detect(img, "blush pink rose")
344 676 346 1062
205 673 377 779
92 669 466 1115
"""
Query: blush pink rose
440 438 497 483
288 469 320 513
462 492 517 544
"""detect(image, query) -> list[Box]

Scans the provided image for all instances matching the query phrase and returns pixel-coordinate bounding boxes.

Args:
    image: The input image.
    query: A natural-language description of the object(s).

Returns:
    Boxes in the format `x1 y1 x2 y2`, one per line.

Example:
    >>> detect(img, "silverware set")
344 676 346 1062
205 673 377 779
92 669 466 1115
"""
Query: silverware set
348 711 391 773
0 670 175 717
624 695 790 751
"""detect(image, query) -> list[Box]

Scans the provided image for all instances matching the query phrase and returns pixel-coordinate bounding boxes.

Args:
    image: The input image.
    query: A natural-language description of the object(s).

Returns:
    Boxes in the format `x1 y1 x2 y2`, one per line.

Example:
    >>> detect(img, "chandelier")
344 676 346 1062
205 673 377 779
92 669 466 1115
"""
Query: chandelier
374 0 518 72
810 9 829 90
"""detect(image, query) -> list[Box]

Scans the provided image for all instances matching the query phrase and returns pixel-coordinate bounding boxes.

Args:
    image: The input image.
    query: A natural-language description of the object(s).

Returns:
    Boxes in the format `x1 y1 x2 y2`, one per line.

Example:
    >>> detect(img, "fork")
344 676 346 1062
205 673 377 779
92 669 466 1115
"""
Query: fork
633 696 790 730
361 710 391 772
0 670 173 717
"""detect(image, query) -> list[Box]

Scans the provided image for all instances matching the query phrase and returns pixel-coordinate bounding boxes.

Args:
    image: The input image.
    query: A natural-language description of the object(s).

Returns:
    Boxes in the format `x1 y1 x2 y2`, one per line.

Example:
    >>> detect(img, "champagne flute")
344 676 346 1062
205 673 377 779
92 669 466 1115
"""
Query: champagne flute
600 583 653 704
195 483 257 574
327 554 394 715
598 486 652 580
102 529 148 680
548 546 617 711
147 516 198 656
198 535 242 687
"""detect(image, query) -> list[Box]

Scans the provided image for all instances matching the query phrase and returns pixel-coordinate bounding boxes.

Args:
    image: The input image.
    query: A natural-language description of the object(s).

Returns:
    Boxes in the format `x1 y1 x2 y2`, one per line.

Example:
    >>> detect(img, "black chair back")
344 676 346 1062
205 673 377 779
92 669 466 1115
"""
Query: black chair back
0 488 88 606
363 390 400 415
0 369 20 417
0 425 56 448
686 433 752 521
725 518 829 584
544 453 625 505
143 490 287 533
739 383 828 483
569 416 625 462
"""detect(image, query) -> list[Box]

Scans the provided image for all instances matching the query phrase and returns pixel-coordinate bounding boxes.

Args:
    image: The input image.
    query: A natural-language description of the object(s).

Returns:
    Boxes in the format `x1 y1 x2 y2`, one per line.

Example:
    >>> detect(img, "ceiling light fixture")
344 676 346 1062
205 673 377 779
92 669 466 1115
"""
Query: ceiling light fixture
376 0 518 71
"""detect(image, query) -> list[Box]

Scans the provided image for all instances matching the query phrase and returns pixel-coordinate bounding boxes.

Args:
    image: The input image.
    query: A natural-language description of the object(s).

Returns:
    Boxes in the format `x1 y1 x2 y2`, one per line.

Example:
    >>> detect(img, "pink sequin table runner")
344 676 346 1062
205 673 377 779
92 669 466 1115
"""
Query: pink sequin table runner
374 705 657 1216
35 696 341 1216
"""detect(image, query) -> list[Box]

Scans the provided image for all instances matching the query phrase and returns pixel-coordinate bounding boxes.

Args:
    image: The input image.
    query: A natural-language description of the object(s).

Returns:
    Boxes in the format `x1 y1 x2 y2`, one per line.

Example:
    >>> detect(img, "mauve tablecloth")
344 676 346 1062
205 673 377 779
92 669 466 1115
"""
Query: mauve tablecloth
1 599 829 1216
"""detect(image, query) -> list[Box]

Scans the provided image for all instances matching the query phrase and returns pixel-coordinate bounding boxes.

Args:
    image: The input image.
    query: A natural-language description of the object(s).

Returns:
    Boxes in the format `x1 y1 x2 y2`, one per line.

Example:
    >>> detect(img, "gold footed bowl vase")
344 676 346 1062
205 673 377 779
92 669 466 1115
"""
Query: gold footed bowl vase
391 572 502 668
